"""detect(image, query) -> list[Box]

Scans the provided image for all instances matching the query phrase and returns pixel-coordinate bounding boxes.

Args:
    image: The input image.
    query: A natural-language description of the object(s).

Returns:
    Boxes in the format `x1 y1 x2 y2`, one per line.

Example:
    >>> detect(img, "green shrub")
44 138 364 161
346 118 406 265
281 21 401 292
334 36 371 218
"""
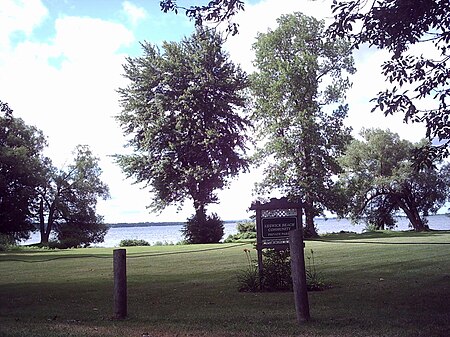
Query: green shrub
153 241 175 246
306 249 326 291
261 249 292 291
225 220 256 242
0 234 15 251
237 220 256 233
237 248 260 292
182 212 224 244
237 248 328 292
55 222 108 248
119 239 150 247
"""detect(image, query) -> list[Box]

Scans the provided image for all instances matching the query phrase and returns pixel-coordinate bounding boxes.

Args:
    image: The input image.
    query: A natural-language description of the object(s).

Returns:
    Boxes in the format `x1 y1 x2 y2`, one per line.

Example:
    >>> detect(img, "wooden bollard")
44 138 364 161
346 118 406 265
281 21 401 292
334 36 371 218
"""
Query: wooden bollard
113 249 127 319
289 229 310 322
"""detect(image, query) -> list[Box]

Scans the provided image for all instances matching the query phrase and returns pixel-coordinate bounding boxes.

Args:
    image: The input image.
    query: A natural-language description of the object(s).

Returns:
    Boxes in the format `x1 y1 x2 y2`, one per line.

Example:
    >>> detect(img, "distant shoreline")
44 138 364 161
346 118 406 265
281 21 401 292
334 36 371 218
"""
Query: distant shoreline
106 214 449 228
107 220 248 228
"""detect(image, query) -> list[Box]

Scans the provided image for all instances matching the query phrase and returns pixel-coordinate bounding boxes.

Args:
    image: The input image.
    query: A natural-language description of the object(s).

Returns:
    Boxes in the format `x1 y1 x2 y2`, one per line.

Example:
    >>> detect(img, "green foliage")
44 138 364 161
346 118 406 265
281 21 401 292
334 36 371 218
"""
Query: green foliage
0 100 48 242
119 239 151 247
55 221 108 248
153 241 174 246
182 212 224 244
236 220 256 233
329 0 450 167
251 13 355 235
224 220 256 242
237 248 260 292
260 249 292 291
0 234 15 251
116 28 250 219
38 145 110 247
237 247 327 292
160 0 244 36
305 249 326 291
338 128 450 231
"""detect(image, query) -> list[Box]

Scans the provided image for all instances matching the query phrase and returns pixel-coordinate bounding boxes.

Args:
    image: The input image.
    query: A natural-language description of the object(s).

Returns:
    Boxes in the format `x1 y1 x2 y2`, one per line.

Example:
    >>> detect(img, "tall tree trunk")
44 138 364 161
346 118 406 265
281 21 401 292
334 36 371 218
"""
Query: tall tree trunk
301 140 318 238
303 197 318 237
397 196 429 231
193 200 206 221
39 199 56 245
38 197 48 245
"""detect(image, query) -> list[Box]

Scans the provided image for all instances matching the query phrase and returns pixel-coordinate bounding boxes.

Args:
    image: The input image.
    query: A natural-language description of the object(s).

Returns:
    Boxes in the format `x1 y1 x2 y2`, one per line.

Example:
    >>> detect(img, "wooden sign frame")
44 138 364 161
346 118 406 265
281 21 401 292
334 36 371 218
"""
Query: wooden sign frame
250 197 303 278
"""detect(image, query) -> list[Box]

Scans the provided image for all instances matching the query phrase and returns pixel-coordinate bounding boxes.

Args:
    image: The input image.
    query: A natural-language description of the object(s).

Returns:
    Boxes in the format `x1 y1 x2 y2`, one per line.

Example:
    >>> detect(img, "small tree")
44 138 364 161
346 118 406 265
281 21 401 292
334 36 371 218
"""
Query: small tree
338 128 450 231
116 29 250 243
37 145 110 247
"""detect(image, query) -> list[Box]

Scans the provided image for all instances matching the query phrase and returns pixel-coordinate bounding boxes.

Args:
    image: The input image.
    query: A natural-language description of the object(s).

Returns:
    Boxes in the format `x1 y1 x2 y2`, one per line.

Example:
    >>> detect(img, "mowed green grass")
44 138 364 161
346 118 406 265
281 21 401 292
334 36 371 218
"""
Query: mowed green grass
1 231 449 337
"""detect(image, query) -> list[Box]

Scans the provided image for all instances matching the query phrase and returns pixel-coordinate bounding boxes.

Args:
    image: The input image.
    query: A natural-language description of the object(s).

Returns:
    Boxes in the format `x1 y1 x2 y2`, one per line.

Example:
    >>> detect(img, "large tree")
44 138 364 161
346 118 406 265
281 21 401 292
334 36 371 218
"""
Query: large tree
37 145 110 247
0 100 48 242
338 128 450 231
116 29 250 242
251 13 355 237
329 0 450 168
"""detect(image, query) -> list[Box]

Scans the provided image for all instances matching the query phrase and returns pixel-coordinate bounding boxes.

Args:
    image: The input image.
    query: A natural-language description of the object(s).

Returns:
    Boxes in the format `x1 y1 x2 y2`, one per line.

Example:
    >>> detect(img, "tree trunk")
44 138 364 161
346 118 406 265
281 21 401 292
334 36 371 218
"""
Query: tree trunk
38 197 52 245
303 197 318 237
38 197 47 245
404 208 428 231
193 200 206 221
397 197 429 231
39 198 56 245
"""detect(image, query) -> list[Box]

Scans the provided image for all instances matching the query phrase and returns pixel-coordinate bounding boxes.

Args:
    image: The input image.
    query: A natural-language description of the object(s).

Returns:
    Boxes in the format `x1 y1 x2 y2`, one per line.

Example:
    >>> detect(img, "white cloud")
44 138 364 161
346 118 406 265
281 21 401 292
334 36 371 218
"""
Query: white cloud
122 1 147 26
224 0 334 72
0 0 48 49
54 16 134 61
346 46 427 143
0 11 144 222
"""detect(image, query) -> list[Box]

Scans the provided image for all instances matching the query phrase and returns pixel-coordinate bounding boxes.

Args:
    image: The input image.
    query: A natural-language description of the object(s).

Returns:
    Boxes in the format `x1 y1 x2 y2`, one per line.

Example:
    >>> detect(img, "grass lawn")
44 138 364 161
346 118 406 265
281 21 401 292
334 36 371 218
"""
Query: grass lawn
1 231 449 337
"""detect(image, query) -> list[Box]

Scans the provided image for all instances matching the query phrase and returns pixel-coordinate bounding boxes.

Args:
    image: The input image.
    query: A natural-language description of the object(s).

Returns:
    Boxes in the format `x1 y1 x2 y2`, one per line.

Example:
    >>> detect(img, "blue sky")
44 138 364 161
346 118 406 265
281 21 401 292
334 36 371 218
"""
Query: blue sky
0 0 427 223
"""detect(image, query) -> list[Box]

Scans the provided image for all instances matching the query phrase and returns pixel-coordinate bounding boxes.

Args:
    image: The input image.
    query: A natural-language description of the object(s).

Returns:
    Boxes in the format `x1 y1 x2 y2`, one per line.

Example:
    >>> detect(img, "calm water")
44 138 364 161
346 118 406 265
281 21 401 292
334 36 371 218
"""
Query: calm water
22 215 450 247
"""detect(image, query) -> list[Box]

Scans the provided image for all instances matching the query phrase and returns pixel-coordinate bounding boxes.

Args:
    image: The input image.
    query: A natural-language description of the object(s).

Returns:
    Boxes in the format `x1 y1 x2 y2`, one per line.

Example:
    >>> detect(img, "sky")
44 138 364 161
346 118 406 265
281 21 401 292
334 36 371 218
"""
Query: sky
0 0 427 223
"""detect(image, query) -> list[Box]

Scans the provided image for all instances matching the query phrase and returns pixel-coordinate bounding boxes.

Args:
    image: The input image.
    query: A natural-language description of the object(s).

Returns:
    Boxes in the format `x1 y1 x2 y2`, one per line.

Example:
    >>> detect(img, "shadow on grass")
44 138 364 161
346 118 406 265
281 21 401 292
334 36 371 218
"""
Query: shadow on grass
312 229 450 241
0 251 114 263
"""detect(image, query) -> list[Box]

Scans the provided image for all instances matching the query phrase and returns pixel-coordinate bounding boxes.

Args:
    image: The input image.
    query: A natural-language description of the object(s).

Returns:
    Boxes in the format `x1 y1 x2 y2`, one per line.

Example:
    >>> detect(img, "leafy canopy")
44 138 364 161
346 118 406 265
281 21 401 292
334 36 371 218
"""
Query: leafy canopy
160 0 244 36
338 128 450 231
251 13 355 235
116 29 250 219
37 145 110 247
329 0 450 168
0 101 48 241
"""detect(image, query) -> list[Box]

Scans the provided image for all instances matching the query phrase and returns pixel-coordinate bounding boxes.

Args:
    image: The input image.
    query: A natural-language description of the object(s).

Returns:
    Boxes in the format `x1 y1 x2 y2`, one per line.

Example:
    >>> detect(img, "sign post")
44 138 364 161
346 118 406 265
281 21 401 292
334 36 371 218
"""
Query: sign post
289 228 310 322
113 249 127 319
250 197 310 323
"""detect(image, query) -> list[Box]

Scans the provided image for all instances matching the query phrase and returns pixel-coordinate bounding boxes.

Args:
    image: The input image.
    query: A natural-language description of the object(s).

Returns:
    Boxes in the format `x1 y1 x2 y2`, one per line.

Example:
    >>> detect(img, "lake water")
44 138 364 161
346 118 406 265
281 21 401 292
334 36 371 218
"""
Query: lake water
22 215 450 247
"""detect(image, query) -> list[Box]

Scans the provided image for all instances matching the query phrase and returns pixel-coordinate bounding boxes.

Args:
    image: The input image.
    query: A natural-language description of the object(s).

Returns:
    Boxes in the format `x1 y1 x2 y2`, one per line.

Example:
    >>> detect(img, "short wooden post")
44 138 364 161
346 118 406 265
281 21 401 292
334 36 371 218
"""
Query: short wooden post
289 228 310 322
113 249 127 319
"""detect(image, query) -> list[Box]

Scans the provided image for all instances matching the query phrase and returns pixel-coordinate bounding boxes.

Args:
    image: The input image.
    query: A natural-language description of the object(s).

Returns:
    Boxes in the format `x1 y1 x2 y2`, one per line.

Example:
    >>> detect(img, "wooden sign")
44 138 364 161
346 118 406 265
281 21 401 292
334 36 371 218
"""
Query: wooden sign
250 197 302 249
262 216 297 240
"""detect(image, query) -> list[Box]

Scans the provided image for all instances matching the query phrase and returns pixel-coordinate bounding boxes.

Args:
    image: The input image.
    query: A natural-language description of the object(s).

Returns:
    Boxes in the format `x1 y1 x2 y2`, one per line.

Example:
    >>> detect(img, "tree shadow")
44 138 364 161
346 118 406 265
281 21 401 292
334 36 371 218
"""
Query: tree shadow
312 229 450 241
